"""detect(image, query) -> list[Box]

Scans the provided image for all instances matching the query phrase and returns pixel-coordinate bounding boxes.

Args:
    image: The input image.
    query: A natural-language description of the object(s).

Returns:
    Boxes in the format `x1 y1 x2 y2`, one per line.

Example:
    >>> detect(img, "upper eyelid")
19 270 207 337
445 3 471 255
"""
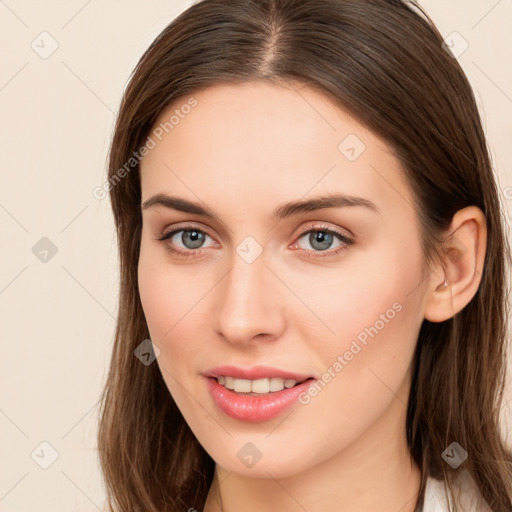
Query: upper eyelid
158 223 216 241
296 222 352 238
159 221 349 235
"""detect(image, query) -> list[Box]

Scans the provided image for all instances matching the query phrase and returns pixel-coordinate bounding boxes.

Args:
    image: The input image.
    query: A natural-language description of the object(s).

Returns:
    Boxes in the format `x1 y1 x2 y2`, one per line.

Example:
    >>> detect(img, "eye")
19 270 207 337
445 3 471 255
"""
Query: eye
292 224 354 257
156 222 354 259
156 224 216 257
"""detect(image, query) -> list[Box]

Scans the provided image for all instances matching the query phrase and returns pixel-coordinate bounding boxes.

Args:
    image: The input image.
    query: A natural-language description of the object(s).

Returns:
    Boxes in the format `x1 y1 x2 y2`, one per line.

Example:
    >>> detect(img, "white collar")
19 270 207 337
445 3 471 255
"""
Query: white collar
423 470 492 511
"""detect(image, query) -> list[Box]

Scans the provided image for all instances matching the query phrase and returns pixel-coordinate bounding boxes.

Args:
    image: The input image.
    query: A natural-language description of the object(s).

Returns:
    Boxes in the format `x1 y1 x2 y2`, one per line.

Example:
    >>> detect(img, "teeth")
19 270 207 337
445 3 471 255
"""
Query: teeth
216 376 300 393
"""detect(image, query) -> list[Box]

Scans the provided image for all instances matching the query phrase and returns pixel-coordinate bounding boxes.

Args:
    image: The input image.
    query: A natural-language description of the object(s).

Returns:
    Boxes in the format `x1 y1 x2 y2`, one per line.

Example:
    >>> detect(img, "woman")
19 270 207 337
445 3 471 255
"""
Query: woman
97 1 512 511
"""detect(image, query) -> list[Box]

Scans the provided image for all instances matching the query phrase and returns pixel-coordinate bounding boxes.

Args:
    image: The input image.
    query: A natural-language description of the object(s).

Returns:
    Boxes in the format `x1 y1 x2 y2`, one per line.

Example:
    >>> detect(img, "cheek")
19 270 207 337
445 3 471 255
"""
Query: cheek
138 252 192 375
289 237 425 408
137 258 200 412
138 245 202 339
138 261 172 338
137 246 219 395
285 232 424 347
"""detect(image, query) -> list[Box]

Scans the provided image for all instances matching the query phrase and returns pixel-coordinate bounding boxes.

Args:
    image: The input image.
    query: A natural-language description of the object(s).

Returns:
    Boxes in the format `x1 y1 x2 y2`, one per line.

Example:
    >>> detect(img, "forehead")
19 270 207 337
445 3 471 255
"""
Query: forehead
139 81 415 218
147 81 369 161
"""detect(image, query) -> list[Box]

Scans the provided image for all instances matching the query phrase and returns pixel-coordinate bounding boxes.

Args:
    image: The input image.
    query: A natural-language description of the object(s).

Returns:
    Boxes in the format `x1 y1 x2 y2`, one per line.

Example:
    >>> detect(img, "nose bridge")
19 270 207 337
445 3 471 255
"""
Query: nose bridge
214 243 285 344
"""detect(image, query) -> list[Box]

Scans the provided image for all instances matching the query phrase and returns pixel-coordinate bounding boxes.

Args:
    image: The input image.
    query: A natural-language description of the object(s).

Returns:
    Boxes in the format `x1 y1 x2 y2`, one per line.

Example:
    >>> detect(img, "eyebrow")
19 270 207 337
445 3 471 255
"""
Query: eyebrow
141 193 379 219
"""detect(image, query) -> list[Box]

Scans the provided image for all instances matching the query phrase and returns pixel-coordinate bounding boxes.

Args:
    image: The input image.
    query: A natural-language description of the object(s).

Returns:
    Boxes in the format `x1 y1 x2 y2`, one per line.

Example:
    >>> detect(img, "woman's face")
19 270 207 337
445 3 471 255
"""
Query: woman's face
138 81 430 477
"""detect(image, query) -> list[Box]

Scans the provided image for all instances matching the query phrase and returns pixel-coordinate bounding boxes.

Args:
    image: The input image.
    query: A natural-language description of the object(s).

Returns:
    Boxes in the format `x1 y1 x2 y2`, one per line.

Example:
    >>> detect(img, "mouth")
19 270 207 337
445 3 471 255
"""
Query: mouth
205 375 316 422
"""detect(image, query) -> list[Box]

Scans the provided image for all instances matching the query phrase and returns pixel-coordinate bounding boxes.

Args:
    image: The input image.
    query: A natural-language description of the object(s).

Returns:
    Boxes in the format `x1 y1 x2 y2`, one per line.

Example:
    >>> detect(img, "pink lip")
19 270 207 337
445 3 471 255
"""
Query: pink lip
205 376 315 422
204 365 313 382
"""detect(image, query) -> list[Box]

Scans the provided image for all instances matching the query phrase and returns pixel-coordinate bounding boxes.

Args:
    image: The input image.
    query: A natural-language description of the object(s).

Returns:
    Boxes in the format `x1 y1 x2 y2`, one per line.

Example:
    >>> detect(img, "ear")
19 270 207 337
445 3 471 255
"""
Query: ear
423 206 487 323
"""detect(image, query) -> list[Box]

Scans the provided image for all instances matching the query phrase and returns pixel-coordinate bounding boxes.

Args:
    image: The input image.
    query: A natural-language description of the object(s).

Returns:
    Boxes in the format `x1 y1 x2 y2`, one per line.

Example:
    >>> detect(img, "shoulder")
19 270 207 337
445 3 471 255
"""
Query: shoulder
423 470 493 512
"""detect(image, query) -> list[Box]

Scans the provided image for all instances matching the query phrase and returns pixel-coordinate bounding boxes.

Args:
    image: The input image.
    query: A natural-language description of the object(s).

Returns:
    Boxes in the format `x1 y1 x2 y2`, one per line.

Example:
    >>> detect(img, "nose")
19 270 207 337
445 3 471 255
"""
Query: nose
213 249 286 346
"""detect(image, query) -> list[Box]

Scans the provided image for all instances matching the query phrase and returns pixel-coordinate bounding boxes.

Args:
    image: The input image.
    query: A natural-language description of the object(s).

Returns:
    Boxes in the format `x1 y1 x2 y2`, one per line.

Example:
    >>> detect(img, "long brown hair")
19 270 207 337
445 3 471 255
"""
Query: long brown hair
97 0 512 510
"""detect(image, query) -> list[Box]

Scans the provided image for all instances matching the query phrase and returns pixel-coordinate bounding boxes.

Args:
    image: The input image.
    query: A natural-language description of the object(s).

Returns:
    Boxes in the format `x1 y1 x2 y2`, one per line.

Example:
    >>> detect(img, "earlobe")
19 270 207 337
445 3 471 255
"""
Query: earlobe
423 206 487 323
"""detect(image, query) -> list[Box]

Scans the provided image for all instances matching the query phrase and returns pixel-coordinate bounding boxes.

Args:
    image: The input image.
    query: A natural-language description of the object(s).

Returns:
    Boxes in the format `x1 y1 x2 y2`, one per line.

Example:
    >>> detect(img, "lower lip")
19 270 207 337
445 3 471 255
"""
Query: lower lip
206 377 315 422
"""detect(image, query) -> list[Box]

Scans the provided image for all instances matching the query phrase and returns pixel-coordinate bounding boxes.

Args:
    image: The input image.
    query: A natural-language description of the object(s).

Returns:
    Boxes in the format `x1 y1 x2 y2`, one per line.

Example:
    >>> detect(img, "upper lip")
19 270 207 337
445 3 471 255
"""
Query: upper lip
204 365 314 382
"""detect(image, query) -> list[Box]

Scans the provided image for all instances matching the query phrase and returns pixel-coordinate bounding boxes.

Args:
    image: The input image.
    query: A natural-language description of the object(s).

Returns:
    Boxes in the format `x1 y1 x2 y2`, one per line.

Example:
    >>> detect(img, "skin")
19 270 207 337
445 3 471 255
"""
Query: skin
137 81 487 512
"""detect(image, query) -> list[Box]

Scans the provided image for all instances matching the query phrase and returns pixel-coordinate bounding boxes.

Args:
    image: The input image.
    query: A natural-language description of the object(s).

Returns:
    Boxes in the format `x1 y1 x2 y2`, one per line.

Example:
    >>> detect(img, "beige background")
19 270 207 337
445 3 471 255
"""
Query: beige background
0 1 511 510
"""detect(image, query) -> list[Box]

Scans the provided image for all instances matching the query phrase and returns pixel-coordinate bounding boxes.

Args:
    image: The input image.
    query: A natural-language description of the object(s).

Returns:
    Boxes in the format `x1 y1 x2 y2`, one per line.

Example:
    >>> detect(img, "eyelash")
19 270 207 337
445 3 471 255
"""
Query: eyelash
155 223 354 259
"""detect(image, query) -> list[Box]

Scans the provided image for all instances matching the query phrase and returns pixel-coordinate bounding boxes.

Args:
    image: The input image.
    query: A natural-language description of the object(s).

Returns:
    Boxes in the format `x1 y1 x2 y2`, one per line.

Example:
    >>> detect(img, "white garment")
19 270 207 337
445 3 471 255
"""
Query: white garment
423 470 493 512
